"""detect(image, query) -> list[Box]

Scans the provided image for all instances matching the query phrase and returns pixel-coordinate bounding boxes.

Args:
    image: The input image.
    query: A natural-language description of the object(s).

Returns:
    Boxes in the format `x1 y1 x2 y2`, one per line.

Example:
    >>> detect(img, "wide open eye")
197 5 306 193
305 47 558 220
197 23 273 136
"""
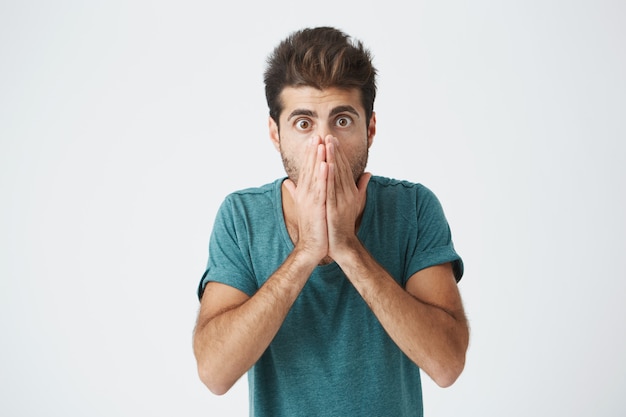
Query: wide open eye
335 116 353 128
295 118 311 130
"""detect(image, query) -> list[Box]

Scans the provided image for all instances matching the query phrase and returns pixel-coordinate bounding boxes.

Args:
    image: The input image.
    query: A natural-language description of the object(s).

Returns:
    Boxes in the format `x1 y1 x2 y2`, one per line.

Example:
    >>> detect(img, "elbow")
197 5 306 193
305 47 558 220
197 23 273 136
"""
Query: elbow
430 342 467 388
431 357 465 388
193 329 237 395
433 321 469 388
204 380 232 397
197 362 235 396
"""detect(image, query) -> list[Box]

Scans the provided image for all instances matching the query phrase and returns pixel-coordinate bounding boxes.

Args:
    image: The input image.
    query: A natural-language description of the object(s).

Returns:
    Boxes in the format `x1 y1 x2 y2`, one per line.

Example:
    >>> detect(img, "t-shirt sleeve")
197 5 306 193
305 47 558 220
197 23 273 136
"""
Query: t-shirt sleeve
197 197 258 300
406 186 464 283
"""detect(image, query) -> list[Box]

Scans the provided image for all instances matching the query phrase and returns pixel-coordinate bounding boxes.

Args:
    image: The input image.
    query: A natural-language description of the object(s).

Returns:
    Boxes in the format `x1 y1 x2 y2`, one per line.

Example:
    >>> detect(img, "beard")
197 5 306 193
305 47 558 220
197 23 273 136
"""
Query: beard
280 143 369 186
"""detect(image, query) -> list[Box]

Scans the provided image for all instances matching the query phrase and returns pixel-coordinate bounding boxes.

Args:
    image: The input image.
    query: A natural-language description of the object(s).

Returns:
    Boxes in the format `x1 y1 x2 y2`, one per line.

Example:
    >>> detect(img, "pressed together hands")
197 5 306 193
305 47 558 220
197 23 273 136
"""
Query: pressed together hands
283 135 371 266
195 134 377 395
195 136 468 395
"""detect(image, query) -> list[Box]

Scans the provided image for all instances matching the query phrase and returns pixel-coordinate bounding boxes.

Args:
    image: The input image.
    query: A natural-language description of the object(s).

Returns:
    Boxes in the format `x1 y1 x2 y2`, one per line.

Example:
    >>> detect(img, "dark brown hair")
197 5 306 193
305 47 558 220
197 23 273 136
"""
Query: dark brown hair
264 27 377 128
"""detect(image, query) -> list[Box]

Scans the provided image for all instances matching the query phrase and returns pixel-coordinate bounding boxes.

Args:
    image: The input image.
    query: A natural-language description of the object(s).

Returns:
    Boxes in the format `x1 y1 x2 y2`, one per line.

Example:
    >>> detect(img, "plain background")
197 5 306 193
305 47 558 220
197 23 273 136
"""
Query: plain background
1 1 625 416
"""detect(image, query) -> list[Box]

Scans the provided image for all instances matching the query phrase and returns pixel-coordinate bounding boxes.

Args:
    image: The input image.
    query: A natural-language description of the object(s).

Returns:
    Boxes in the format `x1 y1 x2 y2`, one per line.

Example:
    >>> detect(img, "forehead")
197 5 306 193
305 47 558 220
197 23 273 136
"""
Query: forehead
279 86 363 118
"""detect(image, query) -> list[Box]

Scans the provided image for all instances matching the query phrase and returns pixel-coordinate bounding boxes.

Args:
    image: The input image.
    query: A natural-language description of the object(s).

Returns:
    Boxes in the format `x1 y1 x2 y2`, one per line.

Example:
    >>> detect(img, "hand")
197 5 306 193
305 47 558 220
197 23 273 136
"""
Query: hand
283 136 329 264
325 136 371 261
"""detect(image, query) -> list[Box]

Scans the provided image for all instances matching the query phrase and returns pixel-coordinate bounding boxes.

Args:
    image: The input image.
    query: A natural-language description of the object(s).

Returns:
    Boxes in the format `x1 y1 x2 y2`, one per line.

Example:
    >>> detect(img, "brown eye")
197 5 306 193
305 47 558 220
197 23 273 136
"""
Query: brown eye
296 119 311 130
336 116 352 127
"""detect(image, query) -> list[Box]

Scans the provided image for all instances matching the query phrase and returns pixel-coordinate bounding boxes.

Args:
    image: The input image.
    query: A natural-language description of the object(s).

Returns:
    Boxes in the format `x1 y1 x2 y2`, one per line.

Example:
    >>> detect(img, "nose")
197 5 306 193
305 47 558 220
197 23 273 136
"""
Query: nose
313 123 333 142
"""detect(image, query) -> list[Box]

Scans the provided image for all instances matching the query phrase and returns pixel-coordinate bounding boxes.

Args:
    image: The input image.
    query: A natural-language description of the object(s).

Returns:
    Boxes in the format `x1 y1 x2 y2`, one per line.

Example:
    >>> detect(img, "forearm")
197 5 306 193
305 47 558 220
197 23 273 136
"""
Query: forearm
193 249 317 395
334 241 469 387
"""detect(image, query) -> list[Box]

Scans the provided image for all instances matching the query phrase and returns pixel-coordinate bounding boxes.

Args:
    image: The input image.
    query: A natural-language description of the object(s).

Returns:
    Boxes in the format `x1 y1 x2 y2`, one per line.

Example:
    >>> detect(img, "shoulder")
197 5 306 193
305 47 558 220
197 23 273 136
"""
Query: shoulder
226 178 282 200
220 178 283 208
367 175 447 224
214 178 284 225
368 175 438 202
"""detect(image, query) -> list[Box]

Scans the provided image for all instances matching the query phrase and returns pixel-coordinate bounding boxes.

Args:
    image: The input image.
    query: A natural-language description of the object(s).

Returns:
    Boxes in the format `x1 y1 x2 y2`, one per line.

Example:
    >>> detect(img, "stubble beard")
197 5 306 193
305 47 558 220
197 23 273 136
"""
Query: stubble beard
280 144 369 186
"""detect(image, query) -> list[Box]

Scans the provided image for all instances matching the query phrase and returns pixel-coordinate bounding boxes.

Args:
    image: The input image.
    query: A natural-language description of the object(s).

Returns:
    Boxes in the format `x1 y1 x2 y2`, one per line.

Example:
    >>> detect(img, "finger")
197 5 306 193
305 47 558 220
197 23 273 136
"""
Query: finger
315 140 327 184
316 138 326 166
324 135 336 165
319 160 329 197
326 159 336 208
357 171 372 192
325 138 342 205
284 178 297 198
314 143 328 198
331 137 353 191
300 136 323 186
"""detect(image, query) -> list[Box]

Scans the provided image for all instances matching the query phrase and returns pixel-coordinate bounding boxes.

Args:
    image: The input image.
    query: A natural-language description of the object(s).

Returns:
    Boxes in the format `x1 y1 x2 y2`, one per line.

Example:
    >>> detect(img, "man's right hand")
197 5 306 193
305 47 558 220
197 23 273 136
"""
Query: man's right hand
283 136 329 265
195 137 330 395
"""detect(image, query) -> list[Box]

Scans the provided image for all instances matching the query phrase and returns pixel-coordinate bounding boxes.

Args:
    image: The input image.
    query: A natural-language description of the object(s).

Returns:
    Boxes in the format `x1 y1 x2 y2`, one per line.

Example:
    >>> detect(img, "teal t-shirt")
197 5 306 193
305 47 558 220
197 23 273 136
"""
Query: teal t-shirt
198 176 463 417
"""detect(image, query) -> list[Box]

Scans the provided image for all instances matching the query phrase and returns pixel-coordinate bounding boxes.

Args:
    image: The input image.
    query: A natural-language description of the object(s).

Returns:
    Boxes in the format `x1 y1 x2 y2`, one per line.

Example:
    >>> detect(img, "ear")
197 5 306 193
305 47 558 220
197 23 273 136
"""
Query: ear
367 111 376 148
269 116 281 152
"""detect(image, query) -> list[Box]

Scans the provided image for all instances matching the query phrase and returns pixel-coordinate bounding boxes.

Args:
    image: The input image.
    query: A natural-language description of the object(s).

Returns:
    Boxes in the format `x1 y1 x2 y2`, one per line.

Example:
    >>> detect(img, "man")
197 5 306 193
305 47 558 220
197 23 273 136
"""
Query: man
194 26 469 416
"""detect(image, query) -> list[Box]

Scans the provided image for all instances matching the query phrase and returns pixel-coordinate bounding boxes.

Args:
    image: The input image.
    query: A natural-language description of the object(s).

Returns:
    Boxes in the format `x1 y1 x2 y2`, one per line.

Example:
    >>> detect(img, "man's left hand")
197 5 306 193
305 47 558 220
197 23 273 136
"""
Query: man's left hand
324 135 371 261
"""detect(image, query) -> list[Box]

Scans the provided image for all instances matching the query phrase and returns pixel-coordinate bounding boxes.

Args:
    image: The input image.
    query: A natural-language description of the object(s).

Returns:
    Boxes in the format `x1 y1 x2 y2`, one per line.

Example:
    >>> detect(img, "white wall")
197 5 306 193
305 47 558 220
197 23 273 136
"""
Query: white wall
1 1 624 416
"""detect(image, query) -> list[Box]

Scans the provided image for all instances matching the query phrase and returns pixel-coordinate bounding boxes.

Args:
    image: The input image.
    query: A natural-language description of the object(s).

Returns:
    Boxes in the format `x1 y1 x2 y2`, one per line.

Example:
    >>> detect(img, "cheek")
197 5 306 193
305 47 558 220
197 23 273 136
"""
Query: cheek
342 139 368 159
280 141 304 164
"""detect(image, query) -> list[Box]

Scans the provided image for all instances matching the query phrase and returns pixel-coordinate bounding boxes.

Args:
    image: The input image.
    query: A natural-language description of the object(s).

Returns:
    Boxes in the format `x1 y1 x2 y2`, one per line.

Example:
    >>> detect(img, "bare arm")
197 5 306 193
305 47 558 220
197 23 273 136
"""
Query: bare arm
193 249 316 395
336 250 468 387
325 136 469 387
194 136 329 395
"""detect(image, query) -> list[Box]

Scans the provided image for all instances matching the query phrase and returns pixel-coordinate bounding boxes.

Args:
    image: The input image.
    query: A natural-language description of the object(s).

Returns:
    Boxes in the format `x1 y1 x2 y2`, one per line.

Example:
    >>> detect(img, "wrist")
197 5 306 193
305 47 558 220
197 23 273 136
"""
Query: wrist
291 244 325 269
330 236 365 267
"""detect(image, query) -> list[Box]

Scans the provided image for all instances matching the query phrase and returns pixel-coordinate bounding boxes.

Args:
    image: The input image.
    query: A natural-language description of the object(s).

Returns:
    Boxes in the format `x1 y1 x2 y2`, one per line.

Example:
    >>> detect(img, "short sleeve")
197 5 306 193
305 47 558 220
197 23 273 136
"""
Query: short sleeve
197 197 258 300
406 186 464 282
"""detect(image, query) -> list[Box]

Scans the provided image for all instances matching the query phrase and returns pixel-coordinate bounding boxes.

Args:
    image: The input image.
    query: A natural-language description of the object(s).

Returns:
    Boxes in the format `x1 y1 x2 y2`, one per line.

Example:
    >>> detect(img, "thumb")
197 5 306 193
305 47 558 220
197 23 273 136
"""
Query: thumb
283 178 297 199
357 172 372 192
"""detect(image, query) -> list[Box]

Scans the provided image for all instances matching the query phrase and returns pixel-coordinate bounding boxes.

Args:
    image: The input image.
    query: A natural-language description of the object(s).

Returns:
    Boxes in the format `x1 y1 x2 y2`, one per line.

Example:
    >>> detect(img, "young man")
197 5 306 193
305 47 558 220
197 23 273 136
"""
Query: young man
194 26 469 416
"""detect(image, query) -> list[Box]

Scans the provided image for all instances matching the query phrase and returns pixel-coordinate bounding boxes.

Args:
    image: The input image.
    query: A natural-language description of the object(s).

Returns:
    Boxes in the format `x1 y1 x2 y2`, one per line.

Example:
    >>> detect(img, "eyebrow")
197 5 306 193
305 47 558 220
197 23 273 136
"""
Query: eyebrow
330 105 360 119
286 105 361 121
287 109 316 121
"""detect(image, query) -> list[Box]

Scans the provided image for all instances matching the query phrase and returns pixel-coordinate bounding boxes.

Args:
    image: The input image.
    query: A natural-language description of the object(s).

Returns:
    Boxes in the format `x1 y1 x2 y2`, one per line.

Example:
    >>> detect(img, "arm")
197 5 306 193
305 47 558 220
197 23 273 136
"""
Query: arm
194 136 329 395
325 137 469 387
335 250 468 387
193 249 317 395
